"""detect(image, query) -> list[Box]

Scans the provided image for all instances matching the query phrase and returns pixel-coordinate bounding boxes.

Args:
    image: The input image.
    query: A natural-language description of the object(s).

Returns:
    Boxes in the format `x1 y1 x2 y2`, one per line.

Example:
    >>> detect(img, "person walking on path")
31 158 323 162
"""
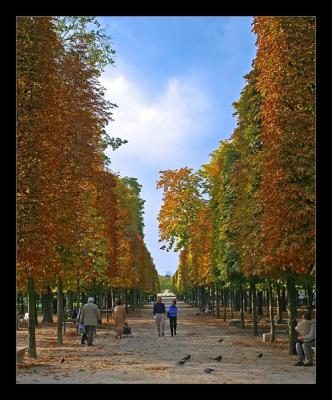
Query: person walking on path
112 299 126 339
167 299 178 336
79 297 101 345
153 296 166 336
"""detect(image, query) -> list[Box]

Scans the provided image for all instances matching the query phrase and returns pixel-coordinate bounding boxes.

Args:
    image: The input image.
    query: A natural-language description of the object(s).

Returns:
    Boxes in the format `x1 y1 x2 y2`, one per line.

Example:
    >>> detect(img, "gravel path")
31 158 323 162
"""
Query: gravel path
16 297 316 384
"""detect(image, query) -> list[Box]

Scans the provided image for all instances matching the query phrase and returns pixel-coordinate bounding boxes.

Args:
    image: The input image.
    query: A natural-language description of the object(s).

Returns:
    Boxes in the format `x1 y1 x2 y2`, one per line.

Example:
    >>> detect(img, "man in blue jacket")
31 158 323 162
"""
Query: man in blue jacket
153 296 166 336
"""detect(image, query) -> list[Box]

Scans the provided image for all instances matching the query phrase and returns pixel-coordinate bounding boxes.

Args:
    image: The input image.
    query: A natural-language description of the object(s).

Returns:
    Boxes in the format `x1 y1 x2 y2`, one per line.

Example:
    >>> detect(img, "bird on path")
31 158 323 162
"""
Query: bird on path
182 354 191 361
61 358 65 363
204 368 214 374
257 353 263 358
217 338 224 343
177 360 187 365
212 355 222 362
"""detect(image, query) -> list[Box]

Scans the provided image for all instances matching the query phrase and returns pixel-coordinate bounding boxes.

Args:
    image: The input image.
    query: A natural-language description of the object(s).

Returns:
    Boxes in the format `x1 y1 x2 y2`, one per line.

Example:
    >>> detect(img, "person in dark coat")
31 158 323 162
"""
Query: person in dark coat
153 296 166 336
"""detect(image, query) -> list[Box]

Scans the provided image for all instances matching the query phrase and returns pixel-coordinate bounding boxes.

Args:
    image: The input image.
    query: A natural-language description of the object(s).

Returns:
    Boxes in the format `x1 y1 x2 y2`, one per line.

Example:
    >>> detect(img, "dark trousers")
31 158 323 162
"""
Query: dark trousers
81 325 95 345
169 317 177 336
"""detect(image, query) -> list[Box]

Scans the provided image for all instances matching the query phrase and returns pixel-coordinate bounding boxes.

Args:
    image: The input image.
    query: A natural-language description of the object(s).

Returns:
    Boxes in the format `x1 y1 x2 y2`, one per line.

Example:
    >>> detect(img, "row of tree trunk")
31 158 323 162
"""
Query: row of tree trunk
20 276 154 358
179 278 314 355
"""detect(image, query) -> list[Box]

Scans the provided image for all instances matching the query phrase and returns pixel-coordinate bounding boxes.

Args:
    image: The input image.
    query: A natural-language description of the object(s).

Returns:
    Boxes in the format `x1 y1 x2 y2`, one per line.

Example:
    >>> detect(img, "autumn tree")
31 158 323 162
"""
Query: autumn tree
253 16 315 353
17 16 66 357
17 15 122 352
157 168 205 251
157 168 213 306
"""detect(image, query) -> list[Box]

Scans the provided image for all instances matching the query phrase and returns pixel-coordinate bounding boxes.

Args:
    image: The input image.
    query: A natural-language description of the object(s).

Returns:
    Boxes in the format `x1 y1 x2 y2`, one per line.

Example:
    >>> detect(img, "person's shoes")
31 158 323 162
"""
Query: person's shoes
87 343 93 346
171 334 173 336
294 361 304 366
303 362 314 367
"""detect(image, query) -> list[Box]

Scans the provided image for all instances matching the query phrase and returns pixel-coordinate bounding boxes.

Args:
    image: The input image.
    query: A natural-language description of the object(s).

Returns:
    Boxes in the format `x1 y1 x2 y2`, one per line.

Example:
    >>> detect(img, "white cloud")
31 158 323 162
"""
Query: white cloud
100 72 212 169
99 70 213 275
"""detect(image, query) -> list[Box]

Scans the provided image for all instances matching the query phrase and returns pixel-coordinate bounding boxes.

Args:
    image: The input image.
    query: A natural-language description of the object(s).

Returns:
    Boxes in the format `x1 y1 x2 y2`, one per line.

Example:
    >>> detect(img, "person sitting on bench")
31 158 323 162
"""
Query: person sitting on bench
199 303 212 315
294 313 316 367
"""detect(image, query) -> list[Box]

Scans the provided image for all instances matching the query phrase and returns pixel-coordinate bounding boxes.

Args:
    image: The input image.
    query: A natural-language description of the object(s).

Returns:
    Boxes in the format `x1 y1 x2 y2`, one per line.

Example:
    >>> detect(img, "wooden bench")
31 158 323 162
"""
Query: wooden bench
229 319 243 328
275 328 288 336
16 347 28 363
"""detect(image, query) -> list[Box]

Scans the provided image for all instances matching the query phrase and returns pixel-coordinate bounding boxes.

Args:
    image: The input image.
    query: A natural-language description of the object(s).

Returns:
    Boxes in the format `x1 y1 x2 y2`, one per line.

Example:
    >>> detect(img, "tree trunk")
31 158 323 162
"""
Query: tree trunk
106 290 109 322
235 290 241 312
223 288 227 321
276 286 283 323
268 282 276 342
266 290 270 317
286 275 298 355
57 279 64 345
244 290 248 313
27 276 37 358
281 287 287 311
216 286 220 318
248 289 252 314
34 293 39 326
250 282 258 336
130 289 135 311
136 290 139 308
240 287 245 328
200 286 205 308
257 291 263 316
42 286 54 323
307 286 313 319
230 290 234 319
65 291 73 316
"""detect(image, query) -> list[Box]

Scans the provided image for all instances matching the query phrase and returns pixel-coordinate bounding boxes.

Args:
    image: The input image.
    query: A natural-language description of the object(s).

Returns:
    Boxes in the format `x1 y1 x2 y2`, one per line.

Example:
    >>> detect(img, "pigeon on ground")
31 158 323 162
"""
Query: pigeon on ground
257 353 263 358
182 354 191 361
204 368 214 374
217 338 224 343
61 358 65 363
212 355 222 361
177 360 187 365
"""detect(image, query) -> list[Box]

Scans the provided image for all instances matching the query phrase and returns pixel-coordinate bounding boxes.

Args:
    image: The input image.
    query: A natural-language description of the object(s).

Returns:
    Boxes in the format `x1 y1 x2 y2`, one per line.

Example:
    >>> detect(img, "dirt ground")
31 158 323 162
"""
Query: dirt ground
16 298 316 384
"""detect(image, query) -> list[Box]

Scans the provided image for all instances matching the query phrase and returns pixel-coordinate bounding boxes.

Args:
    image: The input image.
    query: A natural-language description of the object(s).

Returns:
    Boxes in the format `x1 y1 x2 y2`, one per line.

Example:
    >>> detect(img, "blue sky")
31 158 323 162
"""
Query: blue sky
98 16 257 276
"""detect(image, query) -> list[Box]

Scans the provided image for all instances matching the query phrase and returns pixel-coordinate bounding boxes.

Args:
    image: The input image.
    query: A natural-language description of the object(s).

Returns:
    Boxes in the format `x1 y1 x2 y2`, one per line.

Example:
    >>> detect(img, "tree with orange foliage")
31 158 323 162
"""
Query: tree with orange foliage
17 15 117 352
17 16 66 357
157 168 213 306
253 16 315 352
